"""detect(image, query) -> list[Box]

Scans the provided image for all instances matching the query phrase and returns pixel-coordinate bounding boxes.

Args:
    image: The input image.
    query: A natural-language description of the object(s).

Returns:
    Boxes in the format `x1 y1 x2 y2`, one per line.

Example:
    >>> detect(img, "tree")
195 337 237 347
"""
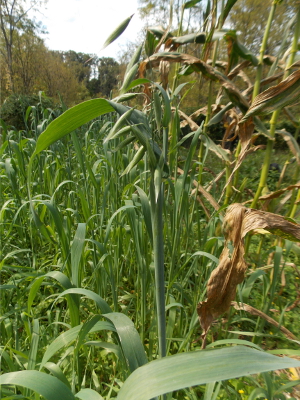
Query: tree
98 57 120 97
87 57 120 98
38 50 89 104
138 0 203 32
61 50 98 85
12 26 45 93
0 0 47 92
0 28 88 104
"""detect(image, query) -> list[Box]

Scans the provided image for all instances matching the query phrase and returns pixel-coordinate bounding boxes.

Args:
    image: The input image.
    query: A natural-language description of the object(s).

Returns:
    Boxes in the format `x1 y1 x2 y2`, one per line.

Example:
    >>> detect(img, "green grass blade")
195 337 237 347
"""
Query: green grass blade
103 312 148 373
43 362 71 389
55 288 112 314
71 223 86 288
33 99 115 155
76 388 105 400
117 346 300 400
40 321 114 369
27 319 39 371
0 371 75 400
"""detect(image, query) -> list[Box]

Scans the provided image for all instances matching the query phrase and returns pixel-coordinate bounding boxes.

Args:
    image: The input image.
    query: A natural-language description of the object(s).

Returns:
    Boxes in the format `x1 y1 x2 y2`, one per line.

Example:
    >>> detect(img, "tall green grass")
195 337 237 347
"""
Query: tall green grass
1 1 300 399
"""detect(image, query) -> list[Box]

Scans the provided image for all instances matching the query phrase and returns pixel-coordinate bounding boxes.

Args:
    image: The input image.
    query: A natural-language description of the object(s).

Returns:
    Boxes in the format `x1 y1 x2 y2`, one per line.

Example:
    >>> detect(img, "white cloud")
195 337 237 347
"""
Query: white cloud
32 0 145 59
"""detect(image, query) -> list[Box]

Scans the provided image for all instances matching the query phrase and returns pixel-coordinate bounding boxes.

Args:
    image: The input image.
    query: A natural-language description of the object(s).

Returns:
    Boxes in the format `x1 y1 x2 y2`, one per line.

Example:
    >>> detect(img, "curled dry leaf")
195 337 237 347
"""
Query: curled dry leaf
243 72 284 97
197 203 300 347
259 183 300 201
222 108 240 149
231 301 298 341
227 60 252 80
218 118 255 201
139 52 230 84
241 70 300 122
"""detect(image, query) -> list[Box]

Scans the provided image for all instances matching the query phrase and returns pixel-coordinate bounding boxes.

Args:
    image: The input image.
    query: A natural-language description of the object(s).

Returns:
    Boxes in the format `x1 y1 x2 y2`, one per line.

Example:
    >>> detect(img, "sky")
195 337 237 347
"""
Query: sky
31 0 145 60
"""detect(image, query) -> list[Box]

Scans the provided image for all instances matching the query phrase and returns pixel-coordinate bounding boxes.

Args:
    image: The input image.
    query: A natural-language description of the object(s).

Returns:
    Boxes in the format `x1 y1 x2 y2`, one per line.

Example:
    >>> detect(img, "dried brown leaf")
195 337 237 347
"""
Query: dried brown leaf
159 61 170 89
197 203 300 346
177 109 200 132
231 301 298 341
259 183 300 201
242 208 300 241
227 60 252 80
241 70 300 121
139 53 230 84
219 119 255 200
243 72 284 97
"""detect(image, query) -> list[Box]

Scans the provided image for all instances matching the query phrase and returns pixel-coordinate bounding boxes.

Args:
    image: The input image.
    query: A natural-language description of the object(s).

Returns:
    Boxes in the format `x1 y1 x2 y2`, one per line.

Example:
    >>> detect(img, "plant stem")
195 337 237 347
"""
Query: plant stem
252 2 277 102
251 5 300 209
150 168 166 359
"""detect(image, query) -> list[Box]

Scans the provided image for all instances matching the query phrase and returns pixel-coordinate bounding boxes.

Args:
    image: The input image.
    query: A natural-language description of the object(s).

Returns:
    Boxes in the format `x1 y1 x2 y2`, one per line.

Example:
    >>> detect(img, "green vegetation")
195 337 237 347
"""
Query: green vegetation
1 0 300 399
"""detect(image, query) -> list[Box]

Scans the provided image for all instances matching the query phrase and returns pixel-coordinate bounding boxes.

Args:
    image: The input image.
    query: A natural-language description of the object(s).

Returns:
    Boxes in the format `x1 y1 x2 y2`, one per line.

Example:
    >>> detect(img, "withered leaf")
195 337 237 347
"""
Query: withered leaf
197 203 300 346
139 52 230 84
231 301 298 341
241 70 300 122
218 118 255 201
259 183 300 201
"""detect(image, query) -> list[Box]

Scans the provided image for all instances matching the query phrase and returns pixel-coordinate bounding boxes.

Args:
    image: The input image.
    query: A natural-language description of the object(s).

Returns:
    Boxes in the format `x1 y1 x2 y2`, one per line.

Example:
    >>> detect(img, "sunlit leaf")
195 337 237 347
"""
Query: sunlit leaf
0 371 75 400
117 346 300 400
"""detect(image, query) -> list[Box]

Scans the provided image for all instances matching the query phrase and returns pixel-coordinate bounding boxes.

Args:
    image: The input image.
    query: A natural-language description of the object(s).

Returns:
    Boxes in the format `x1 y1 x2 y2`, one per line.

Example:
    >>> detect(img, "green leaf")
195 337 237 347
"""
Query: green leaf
207 102 233 126
147 26 173 40
104 108 135 143
45 271 73 289
71 223 86 288
120 64 139 94
55 288 112 314
135 186 153 245
145 29 160 57
34 99 115 155
28 276 45 314
0 371 75 400
170 32 206 45
206 339 262 351
183 0 202 9
123 78 151 93
84 341 121 358
103 313 148 373
153 92 162 131
201 133 230 162
154 83 171 128
76 388 105 400
221 0 239 23
172 82 191 98
104 205 136 246
116 346 300 400
101 15 134 51
125 44 143 75
121 146 146 176
43 362 71 389
40 321 114 369
27 319 39 370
